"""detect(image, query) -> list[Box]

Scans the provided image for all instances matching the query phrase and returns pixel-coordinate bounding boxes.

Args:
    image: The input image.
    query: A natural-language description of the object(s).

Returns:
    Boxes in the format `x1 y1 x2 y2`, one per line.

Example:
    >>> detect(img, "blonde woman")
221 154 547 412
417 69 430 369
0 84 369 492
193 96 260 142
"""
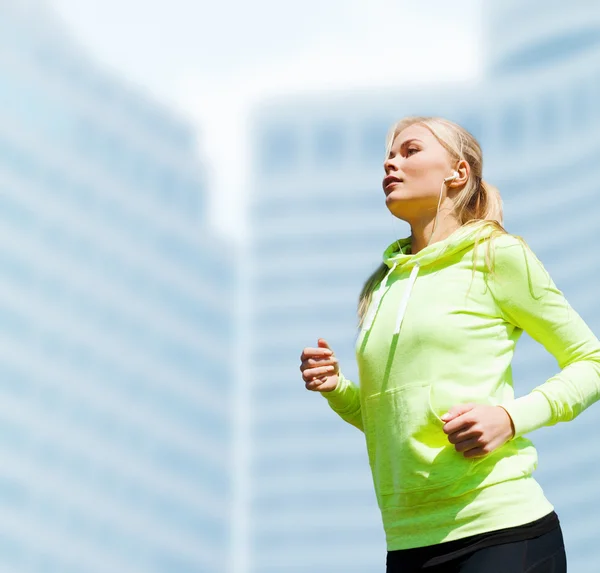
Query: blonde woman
299 117 600 571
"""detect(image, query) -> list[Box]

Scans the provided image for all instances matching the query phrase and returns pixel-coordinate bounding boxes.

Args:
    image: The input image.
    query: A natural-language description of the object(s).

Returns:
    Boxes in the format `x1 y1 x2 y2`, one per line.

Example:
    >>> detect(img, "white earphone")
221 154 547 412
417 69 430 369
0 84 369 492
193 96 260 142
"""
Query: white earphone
390 169 461 253
427 170 459 248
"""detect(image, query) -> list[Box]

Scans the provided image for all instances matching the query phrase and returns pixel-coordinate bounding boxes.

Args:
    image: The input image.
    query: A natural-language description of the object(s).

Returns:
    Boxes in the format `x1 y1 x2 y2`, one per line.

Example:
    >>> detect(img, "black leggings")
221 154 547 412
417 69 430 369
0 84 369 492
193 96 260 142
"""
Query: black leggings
386 526 566 572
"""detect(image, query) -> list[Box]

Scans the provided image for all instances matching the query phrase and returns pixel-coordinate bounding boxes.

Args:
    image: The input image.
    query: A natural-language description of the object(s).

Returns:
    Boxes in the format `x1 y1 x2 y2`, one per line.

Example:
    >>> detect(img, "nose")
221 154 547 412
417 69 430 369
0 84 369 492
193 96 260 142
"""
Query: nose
384 156 399 175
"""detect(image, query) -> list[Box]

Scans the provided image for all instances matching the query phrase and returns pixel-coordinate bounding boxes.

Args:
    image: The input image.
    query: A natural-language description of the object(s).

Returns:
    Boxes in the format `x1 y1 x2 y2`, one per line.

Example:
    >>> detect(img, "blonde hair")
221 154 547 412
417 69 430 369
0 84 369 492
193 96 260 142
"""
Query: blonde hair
358 116 506 327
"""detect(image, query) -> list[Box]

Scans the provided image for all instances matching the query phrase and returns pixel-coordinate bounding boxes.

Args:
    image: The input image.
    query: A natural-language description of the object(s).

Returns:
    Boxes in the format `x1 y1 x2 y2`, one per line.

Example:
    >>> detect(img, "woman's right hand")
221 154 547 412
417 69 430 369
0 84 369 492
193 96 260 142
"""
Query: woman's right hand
299 338 340 392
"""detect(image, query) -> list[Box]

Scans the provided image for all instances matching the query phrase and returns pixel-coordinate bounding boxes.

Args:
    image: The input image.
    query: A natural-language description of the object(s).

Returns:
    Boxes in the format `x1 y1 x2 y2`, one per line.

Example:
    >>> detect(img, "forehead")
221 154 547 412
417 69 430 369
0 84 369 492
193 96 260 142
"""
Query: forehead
394 124 436 145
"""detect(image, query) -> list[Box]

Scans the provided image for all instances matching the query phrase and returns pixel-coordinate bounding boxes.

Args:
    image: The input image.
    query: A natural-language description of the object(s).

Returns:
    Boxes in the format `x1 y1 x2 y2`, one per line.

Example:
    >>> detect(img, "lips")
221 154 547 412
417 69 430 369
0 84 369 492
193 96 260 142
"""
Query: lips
383 175 403 193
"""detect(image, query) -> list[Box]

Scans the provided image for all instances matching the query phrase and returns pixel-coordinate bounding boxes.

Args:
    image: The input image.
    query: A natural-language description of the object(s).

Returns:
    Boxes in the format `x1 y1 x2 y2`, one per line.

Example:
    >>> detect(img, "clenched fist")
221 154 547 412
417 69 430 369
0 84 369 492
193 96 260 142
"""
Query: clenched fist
299 339 340 392
441 403 516 458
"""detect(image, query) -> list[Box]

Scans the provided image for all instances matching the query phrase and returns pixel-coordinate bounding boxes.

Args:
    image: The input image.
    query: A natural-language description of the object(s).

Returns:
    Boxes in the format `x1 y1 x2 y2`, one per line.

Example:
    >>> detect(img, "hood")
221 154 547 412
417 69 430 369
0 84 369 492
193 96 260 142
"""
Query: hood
361 221 497 336
381 220 497 270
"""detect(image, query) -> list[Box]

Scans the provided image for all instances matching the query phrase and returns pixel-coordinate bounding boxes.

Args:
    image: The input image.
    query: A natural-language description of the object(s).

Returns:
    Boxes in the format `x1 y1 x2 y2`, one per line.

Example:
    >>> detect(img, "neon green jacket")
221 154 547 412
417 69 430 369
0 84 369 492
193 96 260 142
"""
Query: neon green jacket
323 221 600 550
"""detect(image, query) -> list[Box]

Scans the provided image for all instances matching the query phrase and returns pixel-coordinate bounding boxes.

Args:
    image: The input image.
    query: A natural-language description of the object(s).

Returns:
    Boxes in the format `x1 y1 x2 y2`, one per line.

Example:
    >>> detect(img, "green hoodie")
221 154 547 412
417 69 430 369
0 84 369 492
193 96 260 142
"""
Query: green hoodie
323 221 600 550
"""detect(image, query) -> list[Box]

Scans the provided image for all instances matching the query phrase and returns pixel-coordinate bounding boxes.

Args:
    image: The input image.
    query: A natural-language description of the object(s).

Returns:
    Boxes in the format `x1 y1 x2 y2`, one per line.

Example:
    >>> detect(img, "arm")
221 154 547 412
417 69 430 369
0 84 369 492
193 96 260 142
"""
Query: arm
321 372 364 432
489 235 600 438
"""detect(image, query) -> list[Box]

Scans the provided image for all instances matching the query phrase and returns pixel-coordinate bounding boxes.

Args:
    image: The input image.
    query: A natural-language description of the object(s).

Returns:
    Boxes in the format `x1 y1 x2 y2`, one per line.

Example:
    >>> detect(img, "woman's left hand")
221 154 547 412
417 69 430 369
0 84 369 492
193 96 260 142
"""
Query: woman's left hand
441 404 516 458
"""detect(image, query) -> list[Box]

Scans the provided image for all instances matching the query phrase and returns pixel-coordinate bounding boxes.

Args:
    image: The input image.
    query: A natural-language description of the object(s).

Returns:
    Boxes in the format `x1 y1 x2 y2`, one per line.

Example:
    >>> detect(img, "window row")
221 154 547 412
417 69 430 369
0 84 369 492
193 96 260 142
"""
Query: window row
256 73 600 174
0 68 202 221
0 135 219 280
0 193 233 341
0 302 230 415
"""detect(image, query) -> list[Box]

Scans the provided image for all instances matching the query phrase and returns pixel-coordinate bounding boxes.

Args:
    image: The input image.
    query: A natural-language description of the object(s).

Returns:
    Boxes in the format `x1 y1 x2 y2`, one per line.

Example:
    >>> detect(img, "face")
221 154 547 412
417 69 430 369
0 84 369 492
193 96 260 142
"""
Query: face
382 124 457 221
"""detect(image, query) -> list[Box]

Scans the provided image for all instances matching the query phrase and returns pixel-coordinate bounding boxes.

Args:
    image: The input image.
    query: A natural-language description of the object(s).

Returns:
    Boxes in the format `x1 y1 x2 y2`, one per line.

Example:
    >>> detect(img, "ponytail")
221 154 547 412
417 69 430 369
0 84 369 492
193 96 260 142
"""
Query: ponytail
357 263 388 329
478 179 503 224
457 177 504 226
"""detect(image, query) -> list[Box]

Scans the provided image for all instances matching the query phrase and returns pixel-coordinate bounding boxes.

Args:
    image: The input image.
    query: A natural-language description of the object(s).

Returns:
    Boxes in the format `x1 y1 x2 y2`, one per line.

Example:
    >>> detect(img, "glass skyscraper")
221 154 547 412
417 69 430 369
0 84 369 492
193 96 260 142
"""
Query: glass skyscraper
247 2 600 572
0 2 233 572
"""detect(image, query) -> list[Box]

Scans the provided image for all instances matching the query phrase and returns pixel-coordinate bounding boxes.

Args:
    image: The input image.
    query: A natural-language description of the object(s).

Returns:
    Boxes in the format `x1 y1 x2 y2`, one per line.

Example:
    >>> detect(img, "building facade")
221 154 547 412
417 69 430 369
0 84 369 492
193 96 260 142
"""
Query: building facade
0 2 234 572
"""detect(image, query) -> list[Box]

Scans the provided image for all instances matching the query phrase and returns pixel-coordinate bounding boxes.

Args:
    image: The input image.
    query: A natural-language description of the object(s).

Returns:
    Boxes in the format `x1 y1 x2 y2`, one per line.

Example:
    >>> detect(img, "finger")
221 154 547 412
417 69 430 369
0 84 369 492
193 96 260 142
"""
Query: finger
453 437 482 453
440 403 475 423
299 357 338 372
305 378 327 391
318 339 332 351
463 447 488 459
302 365 336 382
442 414 473 435
447 427 479 445
305 372 333 390
300 347 333 361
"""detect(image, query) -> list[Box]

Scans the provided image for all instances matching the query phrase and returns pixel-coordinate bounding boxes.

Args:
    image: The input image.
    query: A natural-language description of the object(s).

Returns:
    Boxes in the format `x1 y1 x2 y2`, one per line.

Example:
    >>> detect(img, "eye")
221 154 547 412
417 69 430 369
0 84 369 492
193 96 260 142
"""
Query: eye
406 147 419 156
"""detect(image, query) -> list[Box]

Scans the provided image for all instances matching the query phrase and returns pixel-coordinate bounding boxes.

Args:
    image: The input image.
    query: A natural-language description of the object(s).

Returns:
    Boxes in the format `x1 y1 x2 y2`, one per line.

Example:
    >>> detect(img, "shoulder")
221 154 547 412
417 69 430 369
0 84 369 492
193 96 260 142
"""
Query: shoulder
486 232 554 296
489 232 527 253
469 230 529 273
488 232 540 271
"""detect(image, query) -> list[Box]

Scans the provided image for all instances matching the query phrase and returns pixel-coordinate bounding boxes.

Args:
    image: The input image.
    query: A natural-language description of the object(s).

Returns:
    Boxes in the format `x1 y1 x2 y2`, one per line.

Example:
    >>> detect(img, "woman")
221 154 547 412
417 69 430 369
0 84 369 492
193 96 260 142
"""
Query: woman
299 117 600 572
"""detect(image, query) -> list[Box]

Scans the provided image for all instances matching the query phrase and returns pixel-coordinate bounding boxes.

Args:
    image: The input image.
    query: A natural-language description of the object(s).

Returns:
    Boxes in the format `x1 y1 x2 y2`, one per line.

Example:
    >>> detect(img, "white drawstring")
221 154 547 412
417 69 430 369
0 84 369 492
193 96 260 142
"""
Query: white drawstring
393 263 420 335
361 260 420 337
361 262 397 333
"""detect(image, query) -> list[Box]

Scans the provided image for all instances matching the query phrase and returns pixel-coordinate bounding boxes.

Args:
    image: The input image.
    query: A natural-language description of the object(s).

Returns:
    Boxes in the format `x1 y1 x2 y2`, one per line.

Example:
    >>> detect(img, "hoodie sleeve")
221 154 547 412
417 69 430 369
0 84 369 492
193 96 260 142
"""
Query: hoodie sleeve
489 235 600 438
321 372 364 432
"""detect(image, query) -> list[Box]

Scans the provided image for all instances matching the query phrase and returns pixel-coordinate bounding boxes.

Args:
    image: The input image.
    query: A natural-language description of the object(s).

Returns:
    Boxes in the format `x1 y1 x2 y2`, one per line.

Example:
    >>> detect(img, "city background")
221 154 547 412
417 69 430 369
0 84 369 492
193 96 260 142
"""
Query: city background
0 0 598 572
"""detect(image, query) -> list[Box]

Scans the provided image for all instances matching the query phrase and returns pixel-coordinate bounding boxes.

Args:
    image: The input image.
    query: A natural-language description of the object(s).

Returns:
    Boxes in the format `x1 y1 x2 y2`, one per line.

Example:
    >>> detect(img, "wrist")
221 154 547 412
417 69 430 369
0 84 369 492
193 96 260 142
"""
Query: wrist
497 405 516 440
321 371 343 398
500 391 553 438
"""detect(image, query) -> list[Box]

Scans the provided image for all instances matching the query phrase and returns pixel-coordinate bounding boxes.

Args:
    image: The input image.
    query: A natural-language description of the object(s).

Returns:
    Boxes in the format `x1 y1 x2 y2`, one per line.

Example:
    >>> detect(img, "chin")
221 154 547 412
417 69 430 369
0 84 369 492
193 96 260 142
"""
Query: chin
386 203 409 222
385 191 432 221
385 198 411 222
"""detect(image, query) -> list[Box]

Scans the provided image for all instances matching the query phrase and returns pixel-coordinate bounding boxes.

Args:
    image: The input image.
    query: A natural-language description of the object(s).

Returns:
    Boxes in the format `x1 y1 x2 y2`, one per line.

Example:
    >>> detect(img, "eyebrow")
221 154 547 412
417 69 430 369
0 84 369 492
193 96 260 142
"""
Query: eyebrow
388 138 423 158
399 138 423 148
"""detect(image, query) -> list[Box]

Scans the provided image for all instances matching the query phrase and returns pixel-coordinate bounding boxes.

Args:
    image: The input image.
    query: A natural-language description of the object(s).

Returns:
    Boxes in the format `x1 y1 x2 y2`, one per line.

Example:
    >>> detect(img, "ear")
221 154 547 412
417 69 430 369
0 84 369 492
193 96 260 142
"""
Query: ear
447 159 470 188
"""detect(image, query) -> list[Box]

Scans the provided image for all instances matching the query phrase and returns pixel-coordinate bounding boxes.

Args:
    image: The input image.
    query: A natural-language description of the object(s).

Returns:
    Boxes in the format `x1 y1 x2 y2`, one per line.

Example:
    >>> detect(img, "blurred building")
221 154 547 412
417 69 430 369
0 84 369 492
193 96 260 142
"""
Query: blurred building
0 2 233 572
247 1 600 572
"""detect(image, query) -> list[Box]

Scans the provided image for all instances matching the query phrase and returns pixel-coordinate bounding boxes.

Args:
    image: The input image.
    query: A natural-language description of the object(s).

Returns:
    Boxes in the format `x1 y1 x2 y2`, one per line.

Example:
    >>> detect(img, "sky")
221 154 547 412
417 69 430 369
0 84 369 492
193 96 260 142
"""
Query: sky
49 0 483 239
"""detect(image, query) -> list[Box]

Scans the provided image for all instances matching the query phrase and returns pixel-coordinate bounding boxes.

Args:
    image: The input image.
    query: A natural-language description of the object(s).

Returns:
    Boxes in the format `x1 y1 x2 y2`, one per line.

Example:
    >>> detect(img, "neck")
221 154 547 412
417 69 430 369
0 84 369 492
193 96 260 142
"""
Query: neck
409 212 461 254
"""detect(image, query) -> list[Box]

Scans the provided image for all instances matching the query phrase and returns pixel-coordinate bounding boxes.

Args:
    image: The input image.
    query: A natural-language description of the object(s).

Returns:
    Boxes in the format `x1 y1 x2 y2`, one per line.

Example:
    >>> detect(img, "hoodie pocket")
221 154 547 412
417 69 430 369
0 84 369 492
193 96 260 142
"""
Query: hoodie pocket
363 383 484 496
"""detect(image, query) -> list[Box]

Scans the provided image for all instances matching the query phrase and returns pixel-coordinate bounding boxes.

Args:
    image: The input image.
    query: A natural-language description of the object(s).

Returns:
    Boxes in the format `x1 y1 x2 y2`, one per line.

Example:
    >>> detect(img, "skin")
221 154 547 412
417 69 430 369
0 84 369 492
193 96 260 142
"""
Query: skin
383 123 467 254
300 123 515 458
